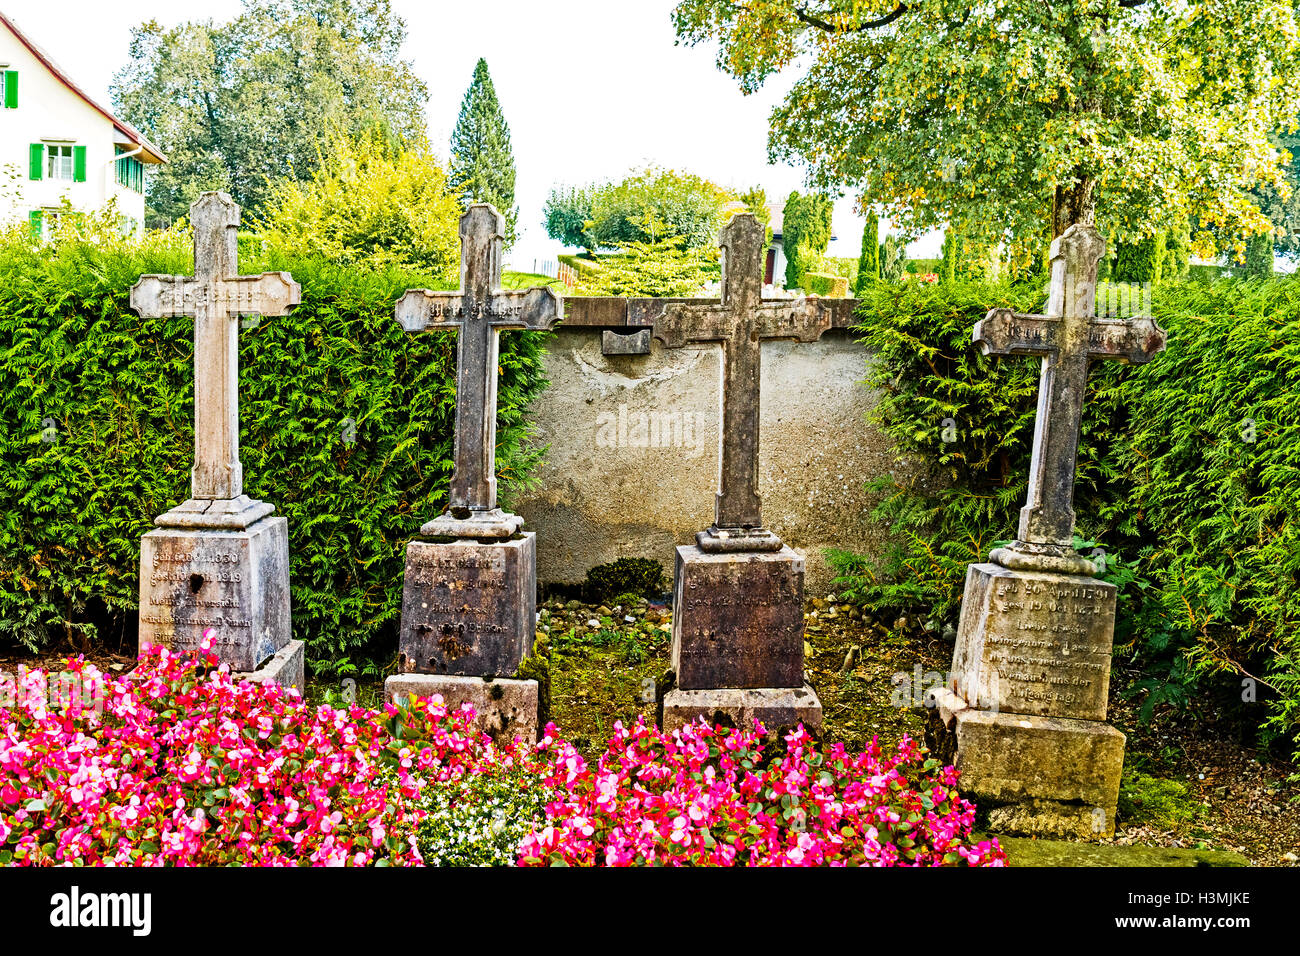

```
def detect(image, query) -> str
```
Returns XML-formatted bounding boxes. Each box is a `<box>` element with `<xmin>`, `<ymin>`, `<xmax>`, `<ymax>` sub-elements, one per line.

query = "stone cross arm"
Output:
<box><xmin>649</xmin><ymin>296</ymin><xmax>839</xmax><ymax>349</ymax></box>
<box><xmin>394</xmin><ymin>286</ymin><xmax>562</xmax><ymax>333</ymax></box>
<box><xmin>131</xmin><ymin>272</ymin><xmax>301</xmax><ymax>319</ymax></box>
<box><xmin>974</xmin><ymin>308</ymin><xmax>1166</xmax><ymax>365</ymax></box>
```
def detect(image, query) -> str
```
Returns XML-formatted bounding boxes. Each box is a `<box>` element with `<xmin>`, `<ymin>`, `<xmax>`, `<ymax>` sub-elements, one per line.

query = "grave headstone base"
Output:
<box><xmin>671</xmin><ymin>545</ymin><xmax>805</xmax><ymax>690</ymax></box>
<box><xmin>138</xmin><ymin>514</ymin><xmax>291</xmax><ymax>674</ymax></box>
<box><xmin>661</xmin><ymin>685</ymin><xmax>823</xmax><ymax>737</ymax></box>
<box><xmin>938</xmin><ymin>706</ymin><xmax>1124</xmax><ymax>840</ymax></box>
<box><xmin>398</xmin><ymin>534</ymin><xmax>537</xmax><ymax>677</ymax></box>
<box><xmin>241</xmin><ymin>639</ymin><xmax>306</xmax><ymax>693</ymax></box>
<box><xmin>951</xmin><ymin>563</ymin><xmax>1117</xmax><ymax>721</ymax></box>
<box><xmin>385</xmin><ymin>673</ymin><xmax>539</xmax><ymax>743</ymax></box>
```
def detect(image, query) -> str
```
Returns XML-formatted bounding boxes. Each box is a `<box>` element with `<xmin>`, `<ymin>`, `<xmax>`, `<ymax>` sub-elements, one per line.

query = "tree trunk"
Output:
<box><xmin>1053</xmin><ymin>177</ymin><xmax>1097</xmax><ymax>238</ymax></box>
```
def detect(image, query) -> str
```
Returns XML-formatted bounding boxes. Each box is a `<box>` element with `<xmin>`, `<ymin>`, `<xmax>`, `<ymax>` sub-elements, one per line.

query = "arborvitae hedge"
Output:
<box><xmin>835</xmin><ymin>277</ymin><xmax>1300</xmax><ymax>759</ymax></box>
<box><xmin>1114</xmin><ymin>234</ymin><xmax>1166</xmax><ymax>284</ymax></box>
<box><xmin>0</xmin><ymin>233</ymin><xmax>548</xmax><ymax>676</ymax></box>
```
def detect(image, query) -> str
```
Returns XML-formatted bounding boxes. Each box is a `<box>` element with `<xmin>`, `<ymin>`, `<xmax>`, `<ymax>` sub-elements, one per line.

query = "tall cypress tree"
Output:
<box><xmin>449</xmin><ymin>59</ymin><xmax>518</xmax><ymax>244</ymax></box>
<box><xmin>855</xmin><ymin>211</ymin><xmax>879</xmax><ymax>293</ymax></box>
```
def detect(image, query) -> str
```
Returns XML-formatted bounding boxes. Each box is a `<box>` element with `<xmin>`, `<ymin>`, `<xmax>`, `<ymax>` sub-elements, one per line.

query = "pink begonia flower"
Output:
<box><xmin>1</xmin><ymin>644</ymin><xmax>1002</xmax><ymax>868</ymax></box>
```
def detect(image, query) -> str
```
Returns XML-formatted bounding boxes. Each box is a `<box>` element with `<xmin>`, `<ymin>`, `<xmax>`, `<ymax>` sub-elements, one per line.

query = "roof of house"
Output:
<box><xmin>1</xmin><ymin>11</ymin><xmax>166</xmax><ymax>164</ymax></box>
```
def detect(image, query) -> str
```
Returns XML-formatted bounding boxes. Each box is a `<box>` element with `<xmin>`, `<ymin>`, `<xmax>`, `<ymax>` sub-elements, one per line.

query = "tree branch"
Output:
<box><xmin>794</xmin><ymin>3</ymin><xmax>909</xmax><ymax>32</ymax></box>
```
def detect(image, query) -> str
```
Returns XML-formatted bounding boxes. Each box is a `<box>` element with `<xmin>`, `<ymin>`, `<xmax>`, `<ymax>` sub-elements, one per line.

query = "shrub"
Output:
<box><xmin>583</xmin><ymin>558</ymin><xmax>667</xmax><ymax>602</ymax></box>
<box><xmin>254</xmin><ymin>129</ymin><xmax>462</xmax><ymax>276</ymax></box>
<box><xmin>0</xmin><ymin>230</ymin><xmax>548</xmax><ymax>674</ymax></box>
<box><xmin>805</xmin><ymin>273</ymin><xmax>849</xmax><ymax>296</ymax></box>
<box><xmin>1114</xmin><ymin>234</ymin><xmax>1166</xmax><ymax>284</ymax></box>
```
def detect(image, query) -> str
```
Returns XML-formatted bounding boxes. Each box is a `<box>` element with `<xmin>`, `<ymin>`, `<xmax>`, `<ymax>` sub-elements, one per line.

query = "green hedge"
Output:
<box><xmin>804</xmin><ymin>273</ymin><xmax>850</xmax><ymax>296</ymax></box>
<box><xmin>0</xmin><ymin>233</ymin><xmax>548</xmax><ymax>676</ymax></box>
<box><xmin>834</xmin><ymin>276</ymin><xmax>1300</xmax><ymax>759</ymax></box>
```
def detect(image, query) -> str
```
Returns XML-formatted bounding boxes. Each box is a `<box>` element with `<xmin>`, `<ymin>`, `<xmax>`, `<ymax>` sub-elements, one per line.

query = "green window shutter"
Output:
<box><xmin>28</xmin><ymin>211</ymin><xmax>42</xmax><ymax>240</ymax></box>
<box><xmin>29</xmin><ymin>143</ymin><xmax>42</xmax><ymax>181</ymax></box>
<box><xmin>4</xmin><ymin>71</ymin><xmax>16</xmax><ymax>109</ymax></box>
<box><xmin>73</xmin><ymin>146</ymin><xmax>87</xmax><ymax>183</ymax></box>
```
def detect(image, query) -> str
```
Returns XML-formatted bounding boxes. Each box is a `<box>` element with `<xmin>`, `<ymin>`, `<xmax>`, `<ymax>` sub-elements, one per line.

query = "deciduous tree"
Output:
<box><xmin>112</xmin><ymin>0</ymin><xmax>427</xmax><ymax>225</ymax></box>
<box><xmin>672</xmin><ymin>0</ymin><xmax>1300</xmax><ymax>257</ymax></box>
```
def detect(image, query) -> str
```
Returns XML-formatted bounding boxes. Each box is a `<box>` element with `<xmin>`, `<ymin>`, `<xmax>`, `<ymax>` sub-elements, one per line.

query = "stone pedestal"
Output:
<box><xmin>665</xmin><ymin>544</ymin><xmax>821</xmax><ymax>735</ymax></box>
<box><xmin>387</xmin><ymin>531</ymin><xmax>540</xmax><ymax>741</ymax></box>
<box><xmin>940</xmin><ymin>562</ymin><xmax>1124</xmax><ymax>838</ymax></box>
<box><xmin>662</xmin><ymin>685</ymin><xmax>822</xmax><ymax>735</ymax></box>
<box><xmin>386</xmin><ymin>673</ymin><xmax>539</xmax><ymax>743</ymax></box>
<box><xmin>671</xmin><ymin>545</ymin><xmax>805</xmax><ymax>689</ymax></box>
<box><xmin>138</xmin><ymin>514</ymin><xmax>297</xmax><ymax>689</ymax></box>
<box><xmin>396</xmin><ymin>533</ymin><xmax>536</xmax><ymax>677</ymax></box>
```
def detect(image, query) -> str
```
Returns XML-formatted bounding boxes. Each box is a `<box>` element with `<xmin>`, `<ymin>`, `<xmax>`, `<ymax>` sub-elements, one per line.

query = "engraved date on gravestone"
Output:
<box><xmin>953</xmin><ymin>564</ymin><xmax>1117</xmax><ymax>721</ymax></box>
<box><xmin>138</xmin><ymin>537</ymin><xmax>256</xmax><ymax>665</ymax></box>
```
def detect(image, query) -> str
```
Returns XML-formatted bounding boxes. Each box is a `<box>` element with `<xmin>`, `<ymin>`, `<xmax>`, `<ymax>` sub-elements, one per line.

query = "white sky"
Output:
<box><xmin>9</xmin><ymin>0</ymin><xmax>943</xmax><ymax>268</ymax></box>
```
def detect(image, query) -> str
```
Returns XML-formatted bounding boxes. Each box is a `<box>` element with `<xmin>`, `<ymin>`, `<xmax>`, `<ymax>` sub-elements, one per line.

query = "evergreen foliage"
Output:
<box><xmin>854</xmin><ymin>212</ymin><xmax>879</xmax><ymax>294</ymax></box>
<box><xmin>449</xmin><ymin>59</ymin><xmax>519</xmax><ymax>245</ymax></box>
<box><xmin>1114</xmin><ymin>235</ymin><xmax>1167</xmax><ymax>284</ymax></box>
<box><xmin>879</xmin><ymin>235</ymin><xmax>907</xmax><ymax>283</ymax></box>
<box><xmin>781</xmin><ymin>191</ymin><xmax>833</xmax><ymax>290</ymax></box>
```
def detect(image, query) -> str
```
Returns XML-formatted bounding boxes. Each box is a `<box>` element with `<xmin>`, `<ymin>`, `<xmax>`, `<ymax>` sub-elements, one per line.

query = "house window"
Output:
<box><xmin>47</xmin><ymin>145</ymin><xmax>74</xmax><ymax>180</ymax></box>
<box><xmin>115</xmin><ymin>147</ymin><xmax>145</xmax><ymax>193</ymax></box>
<box><xmin>1</xmin><ymin>70</ymin><xmax>16</xmax><ymax>109</ymax></box>
<box><xmin>29</xmin><ymin>208</ymin><xmax>64</xmax><ymax>240</ymax></box>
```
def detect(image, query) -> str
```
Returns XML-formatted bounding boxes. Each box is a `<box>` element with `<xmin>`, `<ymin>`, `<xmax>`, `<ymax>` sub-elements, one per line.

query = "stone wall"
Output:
<box><xmin>513</xmin><ymin>326</ymin><xmax>902</xmax><ymax>594</ymax></box>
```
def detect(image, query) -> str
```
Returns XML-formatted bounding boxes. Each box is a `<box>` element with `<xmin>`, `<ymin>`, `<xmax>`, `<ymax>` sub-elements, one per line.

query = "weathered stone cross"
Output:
<box><xmin>131</xmin><ymin>191</ymin><xmax>300</xmax><ymax>529</ymax></box>
<box><xmin>975</xmin><ymin>224</ymin><xmax>1166</xmax><ymax>574</ymax></box>
<box><xmin>396</xmin><ymin>204</ymin><xmax>562</xmax><ymax>538</ymax></box>
<box><xmin>646</xmin><ymin>213</ymin><xmax>839</xmax><ymax>552</ymax></box>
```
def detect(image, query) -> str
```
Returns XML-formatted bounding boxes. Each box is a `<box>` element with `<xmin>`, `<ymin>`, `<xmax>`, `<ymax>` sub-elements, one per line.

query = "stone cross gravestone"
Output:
<box><xmin>132</xmin><ymin>191</ymin><xmax>304</xmax><ymax>690</ymax></box>
<box><xmin>934</xmin><ymin>224</ymin><xmax>1167</xmax><ymax>839</ymax></box>
<box><xmin>648</xmin><ymin>212</ymin><xmax>840</xmax><ymax>735</ymax></box>
<box><xmin>385</xmin><ymin>204</ymin><xmax>561</xmax><ymax>741</ymax></box>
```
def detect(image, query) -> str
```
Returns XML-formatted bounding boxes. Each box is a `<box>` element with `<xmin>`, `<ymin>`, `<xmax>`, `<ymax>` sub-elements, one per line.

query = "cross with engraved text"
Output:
<box><xmin>131</xmin><ymin>191</ymin><xmax>299</xmax><ymax>528</ymax></box>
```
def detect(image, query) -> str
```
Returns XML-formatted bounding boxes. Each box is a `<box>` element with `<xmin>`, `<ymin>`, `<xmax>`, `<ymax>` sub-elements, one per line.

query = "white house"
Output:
<box><xmin>0</xmin><ymin>11</ymin><xmax>164</xmax><ymax>239</ymax></box>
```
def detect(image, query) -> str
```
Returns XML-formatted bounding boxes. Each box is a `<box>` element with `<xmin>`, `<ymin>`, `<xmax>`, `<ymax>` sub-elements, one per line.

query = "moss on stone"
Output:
<box><xmin>1117</xmin><ymin>772</ymin><xmax>1203</xmax><ymax>827</ymax></box>
<box><xmin>993</xmin><ymin>836</ymin><xmax>1248</xmax><ymax>868</ymax></box>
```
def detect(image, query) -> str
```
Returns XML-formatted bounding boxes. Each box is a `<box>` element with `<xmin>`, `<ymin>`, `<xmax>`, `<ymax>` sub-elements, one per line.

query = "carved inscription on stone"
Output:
<box><xmin>137</xmin><ymin>520</ymin><xmax>290</xmax><ymax>673</ymax></box>
<box><xmin>398</xmin><ymin>535</ymin><xmax>535</xmax><ymax>678</ymax></box>
<box><xmin>952</xmin><ymin>563</ymin><xmax>1117</xmax><ymax>721</ymax></box>
<box><xmin>671</xmin><ymin>545</ymin><xmax>805</xmax><ymax>690</ymax></box>
<box><xmin>139</xmin><ymin>537</ymin><xmax>254</xmax><ymax>661</ymax></box>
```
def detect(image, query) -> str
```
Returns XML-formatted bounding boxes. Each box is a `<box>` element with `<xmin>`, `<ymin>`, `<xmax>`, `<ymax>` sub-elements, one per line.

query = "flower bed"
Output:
<box><xmin>0</xmin><ymin>642</ymin><xmax>1004</xmax><ymax>867</ymax></box>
